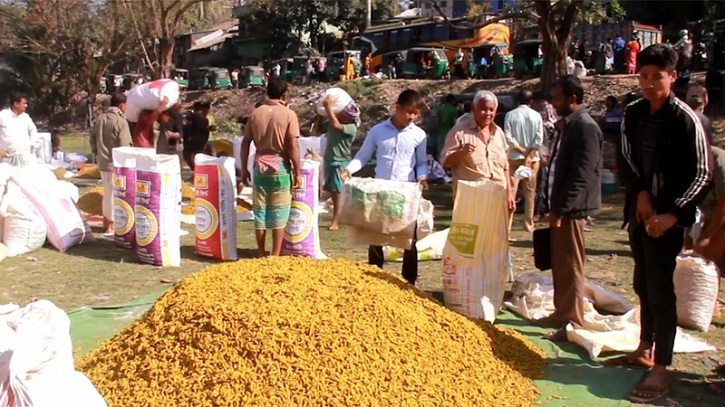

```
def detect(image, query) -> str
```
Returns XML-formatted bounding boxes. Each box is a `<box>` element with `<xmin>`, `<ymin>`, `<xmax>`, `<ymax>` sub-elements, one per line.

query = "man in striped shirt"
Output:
<box><xmin>611</xmin><ymin>43</ymin><xmax>713</xmax><ymax>404</ymax></box>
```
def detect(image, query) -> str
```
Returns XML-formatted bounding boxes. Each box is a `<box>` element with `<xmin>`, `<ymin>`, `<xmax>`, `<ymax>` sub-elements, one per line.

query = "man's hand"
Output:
<box><xmin>241</xmin><ymin>169</ymin><xmax>251</xmax><ymax>187</ymax></box>
<box><xmin>341</xmin><ymin>169</ymin><xmax>351</xmax><ymax>181</ymax></box>
<box><xmin>168</xmin><ymin>131</ymin><xmax>180</xmax><ymax>140</ymax></box>
<box><xmin>293</xmin><ymin>174</ymin><xmax>303</xmax><ymax>189</ymax></box>
<box><xmin>417</xmin><ymin>178</ymin><xmax>429</xmax><ymax>191</ymax></box>
<box><xmin>508</xmin><ymin>193</ymin><xmax>517</xmax><ymax>212</ymax></box>
<box><xmin>0</xmin><ymin>148</ymin><xmax>7</xmax><ymax>158</ymax></box>
<box><xmin>550</xmin><ymin>214</ymin><xmax>562</xmax><ymax>228</ymax></box>
<box><xmin>636</xmin><ymin>191</ymin><xmax>655</xmax><ymax>223</ymax></box>
<box><xmin>645</xmin><ymin>213</ymin><xmax>677</xmax><ymax>238</ymax></box>
<box><xmin>461</xmin><ymin>143</ymin><xmax>475</xmax><ymax>154</ymax></box>
<box><xmin>518</xmin><ymin>145</ymin><xmax>527</xmax><ymax>155</ymax></box>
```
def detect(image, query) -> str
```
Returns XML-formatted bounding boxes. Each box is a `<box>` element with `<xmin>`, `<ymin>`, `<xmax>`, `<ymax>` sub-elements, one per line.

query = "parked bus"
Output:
<box><xmin>354</xmin><ymin>17</ymin><xmax>510</xmax><ymax>73</ymax></box>
<box><xmin>572</xmin><ymin>21</ymin><xmax>662</xmax><ymax>51</ymax></box>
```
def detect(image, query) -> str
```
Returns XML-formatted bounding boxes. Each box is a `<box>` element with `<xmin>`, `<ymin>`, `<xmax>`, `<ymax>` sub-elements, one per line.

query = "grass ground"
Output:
<box><xmin>4</xmin><ymin>135</ymin><xmax>723</xmax><ymax>406</ymax></box>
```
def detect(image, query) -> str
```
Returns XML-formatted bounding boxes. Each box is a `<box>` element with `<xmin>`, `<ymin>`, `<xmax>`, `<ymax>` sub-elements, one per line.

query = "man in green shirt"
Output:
<box><xmin>314</xmin><ymin>98</ymin><xmax>358</xmax><ymax>230</ymax></box>
<box><xmin>435</xmin><ymin>94</ymin><xmax>459</xmax><ymax>158</ymax></box>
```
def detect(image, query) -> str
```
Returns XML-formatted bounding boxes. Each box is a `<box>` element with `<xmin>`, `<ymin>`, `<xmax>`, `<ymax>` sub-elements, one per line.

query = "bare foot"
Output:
<box><xmin>603</xmin><ymin>348</ymin><xmax>654</xmax><ymax>368</ymax></box>
<box><xmin>257</xmin><ymin>251</ymin><xmax>270</xmax><ymax>258</ymax></box>
<box><xmin>328</xmin><ymin>223</ymin><xmax>339</xmax><ymax>231</ymax></box>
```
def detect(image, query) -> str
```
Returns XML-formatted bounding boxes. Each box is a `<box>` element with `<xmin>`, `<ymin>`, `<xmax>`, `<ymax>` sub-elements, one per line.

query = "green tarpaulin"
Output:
<box><xmin>69</xmin><ymin>295</ymin><xmax>642</xmax><ymax>406</ymax></box>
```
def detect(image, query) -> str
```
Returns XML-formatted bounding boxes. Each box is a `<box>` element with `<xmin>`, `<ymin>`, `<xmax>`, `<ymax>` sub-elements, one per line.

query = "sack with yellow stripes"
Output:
<box><xmin>442</xmin><ymin>181</ymin><xmax>509</xmax><ymax>322</ymax></box>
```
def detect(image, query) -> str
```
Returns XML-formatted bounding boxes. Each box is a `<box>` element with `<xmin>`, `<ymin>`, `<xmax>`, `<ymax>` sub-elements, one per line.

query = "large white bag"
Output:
<box><xmin>0</xmin><ymin>300</ymin><xmax>107</xmax><ymax>407</ymax></box>
<box><xmin>674</xmin><ymin>254</ymin><xmax>720</xmax><ymax>332</ymax></box>
<box><xmin>34</xmin><ymin>133</ymin><xmax>52</xmax><ymax>164</ymax></box>
<box><xmin>315</xmin><ymin>87</ymin><xmax>353</xmax><ymax>117</ymax></box>
<box><xmin>9</xmin><ymin>165</ymin><xmax>93</xmax><ymax>252</ymax></box>
<box><xmin>442</xmin><ymin>181</ymin><xmax>509</xmax><ymax>322</ymax></box>
<box><xmin>124</xmin><ymin>79</ymin><xmax>180</xmax><ymax>122</ymax></box>
<box><xmin>340</xmin><ymin>178</ymin><xmax>422</xmax><ymax>236</ymax></box>
<box><xmin>134</xmin><ymin>154</ymin><xmax>181</xmax><ymax>267</ymax></box>
<box><xmin>193</xmin><ymin>154</ymin><xmax>237</xmax><ymax>261</ymax></box>
<box><xmin>0</xmin><ymin>182</ymin><xmax>47</xmax><ymax>256</ymax></box>
<box><xmin>282</xmin><ymin>160</ymin><xmax>326</xmax><ymax>258</ymax></box>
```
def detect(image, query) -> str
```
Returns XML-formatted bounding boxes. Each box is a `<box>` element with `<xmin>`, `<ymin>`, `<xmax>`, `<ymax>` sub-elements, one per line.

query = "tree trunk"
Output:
<box><xmin>540</xmin><ymin>35</ymin><xmax>569</xmax><ymax>93</ymax></box>
<box><xmin>156</xmin><ymin>37</ymin><xmax>174</xmax><ymax>79</ymax></box>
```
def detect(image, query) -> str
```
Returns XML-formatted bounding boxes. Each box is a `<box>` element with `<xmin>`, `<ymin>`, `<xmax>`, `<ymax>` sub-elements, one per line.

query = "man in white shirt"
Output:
<box><xmin>0</xmin><ymin>93</ymin><xmax>38</xmax><ymax>168</ymax></box>
<box><xmin>504</xmin><ymin>90</ymin><xmax>544</xmax><ymax>233</ymax></box>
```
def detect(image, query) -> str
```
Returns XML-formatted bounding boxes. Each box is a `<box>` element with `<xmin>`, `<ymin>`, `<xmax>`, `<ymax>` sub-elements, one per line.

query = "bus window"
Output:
<box><xmin>400</xmin><ymin>28</ymin><xmax>411</xmax><ymax>45</ymax></box>
<box><xmin>433</xmin><ymin>24</ymin><xmax>451</xmax><ymax>42</ymax></box>
<box><xmin>383</xmin><ymin>31</ymin><xmax>390</xmax><ymax>49</ymax></box>
<box><xmin>420</xmin><ymin>25</ymin><xmax>433</xmax><ymax>42</ymax></box>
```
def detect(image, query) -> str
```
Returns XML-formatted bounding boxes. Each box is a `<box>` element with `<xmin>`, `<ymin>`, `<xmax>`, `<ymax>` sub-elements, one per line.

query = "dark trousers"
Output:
<box><xmin>369</xmin><ymin>236</ymin><xmax>418</xmax><ymax>285</ymax></box>
<box><xmin>628</xmin><ymin>220</ymin><xmax>684</xmax><ymax>366</ymax></box>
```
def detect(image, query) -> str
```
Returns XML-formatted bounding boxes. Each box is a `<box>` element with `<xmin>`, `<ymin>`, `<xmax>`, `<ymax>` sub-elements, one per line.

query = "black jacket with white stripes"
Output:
<box><xmin>620</xmin><ymin>93</ymin><xmax>713</xmax><ymax>228</ymax></box>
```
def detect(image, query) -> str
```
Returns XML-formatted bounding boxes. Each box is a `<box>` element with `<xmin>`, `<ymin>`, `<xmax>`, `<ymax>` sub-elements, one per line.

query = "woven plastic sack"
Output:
<box><xmin>674</xmin><ymin>254</ymin><xmax>719</xmax><ymax>332</ymax></box>
<box><xmin>282</xmin><ymin>160</ymin><xmax>326</xmax><ymax>258</ymax></box>
<box><xmin>124</xmin><ymin>79</ymin><xmax>179</xmax><ymax>122</ymax></box>
<box><xmin>339</xmin><ymin>178</ymin><xmax>422</xmax><ymax>237</ymax></box>
<box><xmin>193</xmin><ymin>154</ymin><xmax>237</xmax><ymax>261</ymax></box>
<box><xmin>442</xmin><ymin>180</ymin><xmax>509</xmax><ymax>322</ymax></box>
<box><xmin>112</xmin><ymin>147</ymin><xmax>156</xmax><ymax>250</ymax></box>
<box><xmin>314</xmin><ymin>87</ymin><xmax>353</xmax><ymax>117</ymax></box>
<box><xmin>0</xmin><ymin>182</ymin><xmax>46</xmax><ymax>257</ymax></box>
<box><xmin>134</xmin><ymin>154</ymin><xmax>181</xmax><ymax>267</ymax></box>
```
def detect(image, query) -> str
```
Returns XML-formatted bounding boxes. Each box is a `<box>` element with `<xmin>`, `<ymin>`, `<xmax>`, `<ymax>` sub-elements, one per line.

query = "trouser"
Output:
<box><xmin>369</xmin><ymin>231</ymin><xmax>418</xmax><ymax>285</ymax></box>
<box><xmin>628</xmin><ymin>220</ymin><xmax>683</xmax><ymax>366</ymax></box>
<box><xmin>535</xmin><ymin>165</ymin><xmax>549</xmax><ymax>216</ymax></box>
<box><xmin>100</xmin><ymin>171</ymin><xmax>114</xmax><ymax>221</ymax></box>
<box><xmin>551</xmin><ymin>217</ymin><xmax>587</xmax><ymax>326</ymax></box>
<box><xmin>509</xmin><ymin>159</ymin><xmax>539</xmax><ymax>232</ymax></box>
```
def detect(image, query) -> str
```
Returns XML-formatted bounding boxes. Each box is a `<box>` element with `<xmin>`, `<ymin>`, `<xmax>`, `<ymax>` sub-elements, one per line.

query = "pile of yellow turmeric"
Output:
<box><xmin>76</xmin><ymin>186</ymin><xmax>104</xmax><ymax>216</ymax></box>
<box><xmin>77</xmin><ymin>165</ymin><xmax>101</xmax><ymax>179</ymax></box>
<box><xmin>78</xmin><ymin>258</ymin><xmax>546</xmax><ymax>407</ymax></box>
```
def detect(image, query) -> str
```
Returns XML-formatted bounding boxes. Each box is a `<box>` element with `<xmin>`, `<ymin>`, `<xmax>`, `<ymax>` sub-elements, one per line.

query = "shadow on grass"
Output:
<box><xmin>66</xmin><ymin>239</ymin><xmax>258</xmax><ymax>264</ymax></box>
<box><xmin>362</xmin><ymin>268</ymin><xmax>546</xmax><ymax>380</ymax></box>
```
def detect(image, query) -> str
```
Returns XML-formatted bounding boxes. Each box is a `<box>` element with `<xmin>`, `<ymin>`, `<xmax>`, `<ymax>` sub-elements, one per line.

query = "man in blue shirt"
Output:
<box><xmin>342</xmin><ymin>89</ymin><xmax>429</xmax><ymax>285</ymax></box>
<box><xmin>613</xmin><ymin>34</ymin><xmax>627</xmax><ymax>73</ymax></box>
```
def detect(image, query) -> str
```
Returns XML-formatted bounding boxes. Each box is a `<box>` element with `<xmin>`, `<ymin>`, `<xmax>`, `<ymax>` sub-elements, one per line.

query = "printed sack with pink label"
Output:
<box><xmin>134</xmin><ymin>154</ymin><xmax>181</xmax><ymax>267</ymax></box>
<box><xmin>9</xmin><ymin>164</ymin><xmax>93</xmax><ymax>252</ymax></box>
<box><xmin>112</xmin><ymin>147</ymin><xmax>156</xmax><ymax>249</ymax></box>
<box><xmin>282</xmin><ymin>160</ymin><xmax>326</xmax><ymax>258</ymax></box>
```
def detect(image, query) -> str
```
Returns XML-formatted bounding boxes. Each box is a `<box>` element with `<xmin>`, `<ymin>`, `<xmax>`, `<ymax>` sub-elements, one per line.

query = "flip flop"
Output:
<box><xmin>602</xmin><ymin>355</ymin><xmax>655</xmax><ymax>369</ymax></box>
<box><xmin>629</xmin><ymin>383</ymin><xmax>669</xmax><ymax>403</ymax></box>
<box><xmin>543</xmin><ymin>328</ymin><xmax>568</xmax><ymax>342</ymax></box>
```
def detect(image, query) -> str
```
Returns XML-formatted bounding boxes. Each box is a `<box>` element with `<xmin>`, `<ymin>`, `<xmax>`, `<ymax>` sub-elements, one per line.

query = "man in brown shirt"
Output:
<box><xmin>240</xmin><ymin>78</ymin><xmax>301</xmax><ymax>257</ymax></box>
<box><xmin>440</xmin><ymin>90</ymin><xmax>515</xmax><ymax>211</ymax></box>
<box><xmin>90</xmin><ymin>93</ymin><xmax>132</xmax><ymax>235</ymax></box>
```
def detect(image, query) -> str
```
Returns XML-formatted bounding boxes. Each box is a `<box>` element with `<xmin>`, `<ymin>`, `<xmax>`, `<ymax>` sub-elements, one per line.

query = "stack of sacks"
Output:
<box><xmin>0</xmin><ymin>164</ymin><xmax>93</xmax><ymax>257</ymax></box>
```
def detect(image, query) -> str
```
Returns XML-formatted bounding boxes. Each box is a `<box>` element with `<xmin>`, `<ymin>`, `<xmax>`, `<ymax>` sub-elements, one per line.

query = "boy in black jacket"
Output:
<box><xmin>611</xmin><ymin>43</ymin><xmax>713</xmax><ymax>403</ymax></box>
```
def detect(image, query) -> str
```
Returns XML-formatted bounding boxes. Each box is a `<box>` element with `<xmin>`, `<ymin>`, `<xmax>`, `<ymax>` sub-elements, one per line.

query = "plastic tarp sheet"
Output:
<box><xmin>69</xmin><ymin>292</ymin><xmax>644</xmax><ymax>406</ymax></box>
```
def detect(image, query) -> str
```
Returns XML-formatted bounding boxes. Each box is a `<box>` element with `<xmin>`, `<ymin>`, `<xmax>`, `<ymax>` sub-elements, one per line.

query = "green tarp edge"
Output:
<box><xmin>69</xmin><ymin>294</ymin><xmax>641</xmax><ymax>407</ymax></box>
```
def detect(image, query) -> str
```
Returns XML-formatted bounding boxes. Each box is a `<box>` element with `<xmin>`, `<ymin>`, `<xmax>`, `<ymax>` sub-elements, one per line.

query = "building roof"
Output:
<box><xmin>188</xmin><ymin>33</ymin><xmax>234</xmax><ymax>52</ymax></box>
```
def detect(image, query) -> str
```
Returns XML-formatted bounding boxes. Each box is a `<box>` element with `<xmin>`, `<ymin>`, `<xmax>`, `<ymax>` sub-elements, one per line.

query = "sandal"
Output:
<box><xmin>629</xmin><ymin>383</ymin><xmax>670</xmax><ymax>403</ymax></box>
<box><xmin>544</xmin><ymin>328</ymin><xmax>568</xmax><ymax>342</ymax></box>
<box><xmin>602</xmin><ymin>355</ymin><xmax>655</xmax><ymax>369</ymax></box>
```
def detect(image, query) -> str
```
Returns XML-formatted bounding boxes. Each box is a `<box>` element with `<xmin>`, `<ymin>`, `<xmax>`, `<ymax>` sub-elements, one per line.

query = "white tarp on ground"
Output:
<box><xmin>505</xmin><ymin>272</ymin><xmax>715</xmax><ymax>359</ymax></box>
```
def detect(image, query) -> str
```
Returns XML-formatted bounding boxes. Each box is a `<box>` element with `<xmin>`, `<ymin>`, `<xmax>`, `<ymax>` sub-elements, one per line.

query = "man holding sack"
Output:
<box><xmin>342</xmin><ymin>89</ymin><xmax>428</xmax><ymax>286</ymax></box>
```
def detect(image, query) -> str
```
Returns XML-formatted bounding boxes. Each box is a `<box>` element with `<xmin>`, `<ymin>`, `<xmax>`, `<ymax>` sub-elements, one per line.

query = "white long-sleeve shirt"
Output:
<box><xmin>0</xmin><ymin>108</ymin><xmax>38</xmax><ymax>157</ymax></box>
<box><xmin>503</xmin><ymin>104</ymin><xmax>544</xmax><ymax>162</ymax></box>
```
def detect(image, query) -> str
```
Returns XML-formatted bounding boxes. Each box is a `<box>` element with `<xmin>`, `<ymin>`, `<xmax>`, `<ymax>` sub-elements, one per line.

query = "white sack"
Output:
<box><xmin>315</xmin><ymin>87</ymin><xmax>353</xmax><ymax>117</ymax></box>
<box><xmin>124</xmin><ymin>79</ymin><xmax>180</xmax><ymax>122</ymax></box>
<box><xmin>674</xmin><ymin>254</ymin><xmax>719</xmax><ymax>332</ymax></box>
<box><xmin>193</xmin><ymin>154</ymin><xmax>238</xmax><ymax>261</ymax></box>
<box><xmin>0</xmin><ymin>182</ymin><xmax>47</xmax><ymax>256</ymax></box>
<box><xmin>0</xmin><ymin>300</ymin><xmax>107</xmax><ymax>407</ymax></box>
<box><xmin>442</xmin><ymin>181</ymin><xmax>508</xmax><ymax>322</ymax></box>
<box><xmin>9</xmin><ymin>164</ymin><xmax>93</xmax><ymax>252</ymax></box>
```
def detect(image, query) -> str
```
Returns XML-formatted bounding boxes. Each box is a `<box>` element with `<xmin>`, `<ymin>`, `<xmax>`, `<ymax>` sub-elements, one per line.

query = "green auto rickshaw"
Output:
<box><xmin>325</xmin><ymin>50</ymin><xmax>361</xmax><ymax>81</ymax></box>
<box><xmin>190</xmin><ymin>67</ymin><xmax>233</xmax><ymax>90</ymax></box>
<box><xmin>286</xmin><ymin>56</ymin><xmax>308</xmax><ymax>83</ymax></box>
<box><xmin>172</xmin><ymin>68</ymin><xmax>189</xmax><ymax>89</ymax></box>
<box><xmin>512</xmin><ymin>39</ymin><xmax>543</xmax><ymax>79</ymax></box>
<box><xmin>240</xmin><ymin>66</ymin><xmax>266</xmax><ymax>87</ymax></box>
<box><xmin>382</xmin><ymin>47</ymin><xmax>449</xmax><ymax>79</ymax></box>
<box><xmin>98</xmin><ymin>76</ymin><xmax>108</xmax><ymax>94</ymax></box>
<box><xmin>122</xmin><ymin>73</ymin><xmax>144</xmax><ymax>91</ymax></box>
<box><xmin>469</xmin><ymin>43</ymin><xmax>511</xmax><ymax>78</ymax></box>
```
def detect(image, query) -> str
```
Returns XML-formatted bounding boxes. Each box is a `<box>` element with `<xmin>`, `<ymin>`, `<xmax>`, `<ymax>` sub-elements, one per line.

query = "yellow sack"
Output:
<box><xmin>442</xmin><ymin>181</ymin><xmax>508</xmax><ymax>322</ymax></box>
